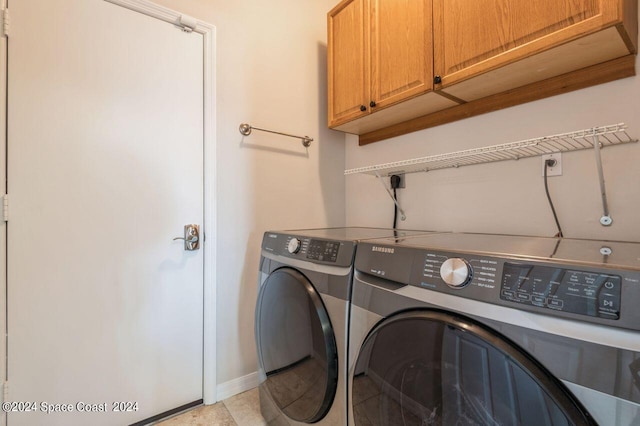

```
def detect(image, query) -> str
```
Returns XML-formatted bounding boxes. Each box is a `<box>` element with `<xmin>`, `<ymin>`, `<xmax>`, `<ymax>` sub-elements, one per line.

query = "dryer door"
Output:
<box><xmin>255</xmin><ymin>267</ymin><xmax>338</xmax><ymax>423</ymax></box>
<box><xmin>352</xmin><ymin>309</ymin><xmax>597</xmax><ymax>426</ymax></box>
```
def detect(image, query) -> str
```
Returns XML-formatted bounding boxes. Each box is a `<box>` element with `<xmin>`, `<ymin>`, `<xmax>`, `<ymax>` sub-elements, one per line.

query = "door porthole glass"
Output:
<box><xmin>256</xmin><ymin>268</ymin><xmax>338</xmax><ymax>423</ymax></box>
<box><xmin>352</xmin><ymin>310</ymin><xmax>596</xmax><ymax>426</ymax></box>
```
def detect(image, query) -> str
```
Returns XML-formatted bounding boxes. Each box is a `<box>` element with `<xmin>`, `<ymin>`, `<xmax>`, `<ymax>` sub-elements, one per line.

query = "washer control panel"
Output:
<box><xmin>425</xmin><ymin>253</ymin><xmax>623</xmax><ymax>320</ymax></box>
<box><xmin>356</xmin><ymin>241</ymin><xmax>640</xmax><ymax>330</ymax></box>
<box><xmin>500</xmin><ymin>263</ymin><xmax>621</xmax><ymax>320</ymax></box>
<box><xmin>440</xmin><ymin>258</ymin><xmax>473</xmax><ymax>288</ymax></box>
<box><xmin>421</xmin><ymin>251</ymin><xmax>498</xmax><ymax>291</ymax></box>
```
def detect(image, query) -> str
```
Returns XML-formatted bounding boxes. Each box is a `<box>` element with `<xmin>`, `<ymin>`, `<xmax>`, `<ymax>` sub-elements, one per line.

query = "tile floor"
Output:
<box><xmin>157</xmin><ymin>387</ymin><xmax>267</xmax><ymax>426</ymax></box>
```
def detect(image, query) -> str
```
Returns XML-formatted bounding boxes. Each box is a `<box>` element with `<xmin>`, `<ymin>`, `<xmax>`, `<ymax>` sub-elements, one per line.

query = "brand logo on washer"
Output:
<box><xmin>372</xmin><ymin>246</ymin><xmax>394</xmax><ymax>254</ymax></box>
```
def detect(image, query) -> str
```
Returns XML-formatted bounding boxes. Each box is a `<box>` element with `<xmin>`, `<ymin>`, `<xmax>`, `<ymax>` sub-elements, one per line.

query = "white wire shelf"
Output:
<box><xmin>344</xmin><ymin>123</ymin><xmax>637</xmax><ymax>177</ymax></box>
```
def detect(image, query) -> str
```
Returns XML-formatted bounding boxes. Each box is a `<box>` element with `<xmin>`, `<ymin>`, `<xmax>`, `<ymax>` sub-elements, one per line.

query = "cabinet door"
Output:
<box><xmin>328</xmin><ymin>0</ymin><xmax>370</xmax><ymax>127</ymax></box>
<box><xmin>370</xmin><ymin>0</ymin><xmax>433</xmax><ymax>110</ymax></box>
<box><xmin>434</xmin><ymin>0</ymin><xmax>626</xmax><ymax>88</ymax></box>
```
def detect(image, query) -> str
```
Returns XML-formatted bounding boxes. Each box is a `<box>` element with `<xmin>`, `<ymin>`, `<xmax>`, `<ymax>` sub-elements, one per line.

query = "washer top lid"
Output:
<box><xmin>365</xmin><ymin>232</ymin><xmax>640</xmax><ymax>270</ymax></box>
<box><xmin>279</xmin><ymin>227</ymin><xmax>439</xmax><ymax>241</ymax></box>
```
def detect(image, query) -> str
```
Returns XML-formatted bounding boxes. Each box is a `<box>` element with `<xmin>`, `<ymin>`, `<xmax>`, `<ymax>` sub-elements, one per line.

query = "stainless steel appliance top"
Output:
<box><xmin>373</xmin><ymin>232</ymin><xmax>640</xmax><ymax>270</ymax></box>
<box><xmin>282</xmin><ymin>227</ymin><xmax>438</xmax><ymax>241</ymax></box>
<box><xmin>262</xmin><ymin>227</ymin><xmax>442</xmax><ymax>268</ymax></box>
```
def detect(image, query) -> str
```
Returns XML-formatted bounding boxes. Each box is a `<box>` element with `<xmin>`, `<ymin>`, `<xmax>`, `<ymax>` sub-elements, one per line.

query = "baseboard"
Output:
<box><xmin>216</xmin><ymin>371</ymin><xmax>260</xmax><ymax>401</ymax></box>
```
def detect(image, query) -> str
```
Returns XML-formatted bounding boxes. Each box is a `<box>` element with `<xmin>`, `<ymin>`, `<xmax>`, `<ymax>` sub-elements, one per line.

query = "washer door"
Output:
<box><xmin>352</xmin><ymin>310</ymin><xmax>597</xmax><ymax>426</ymax></box>
<box><xmin>255</xmin><ymin>267</ymin><xmax>338</xmax><ymax>423</ymax></box>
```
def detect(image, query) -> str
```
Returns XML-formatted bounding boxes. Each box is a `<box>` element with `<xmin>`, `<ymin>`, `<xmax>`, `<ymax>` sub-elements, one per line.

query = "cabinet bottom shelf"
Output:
<box><xmin>356</xmin><ymin>55</ymin><xmax>635</xmax><ymax>145</ymax></box>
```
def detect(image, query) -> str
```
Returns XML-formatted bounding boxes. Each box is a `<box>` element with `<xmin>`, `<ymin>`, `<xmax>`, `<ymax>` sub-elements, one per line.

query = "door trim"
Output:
<box><xmin>0</xmin><ymin>0</ymin><xmax>218</xmax><ymax>411</ymax></box>
<box><xmin>0</xmin><ymin>1</ymin><xmax>7</xmax><ymax>425</ymax></box>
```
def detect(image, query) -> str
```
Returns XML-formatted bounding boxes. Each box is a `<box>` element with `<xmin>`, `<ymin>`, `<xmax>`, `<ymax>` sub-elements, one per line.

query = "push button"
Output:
<box><xmin>501</xmin><ymin>290</ymin><xmax>515</xmax><ymax>299</ymax></box>
<box><xmin>600</xmin><ymin>297</ymin><xmax>616</xmax><ymax>308</ymax></box>
<box><xmin>547</xmin><ymin>298</ymin><xmax>564</xmax><ymax>309</ymax></box>
<box><xmin>597</xmin><ymin>275</ymin><xmax>620</xmax><ymax>319</ymax></box>
<box><xmin>531</xmin><ymin>295</ymin><xmax>545</xmax><ymax>305</ymax></box>
<box><xmin>598</xmin><ymin>295</ymin><xmax>619</xmax><ymax>312</ymax></box>
<box><xmin>600</xmin><ymin>276</ymin><xmax>620</xmax><ymax>290</ymax></box>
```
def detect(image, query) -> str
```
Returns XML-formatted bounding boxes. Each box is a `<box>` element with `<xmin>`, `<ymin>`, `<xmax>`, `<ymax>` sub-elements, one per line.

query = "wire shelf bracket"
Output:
<box><xmin>345</xmin><ymin>123</ymin><xmax>637</xmax><ymax>224</ymax></box>
<box><xmin>592</xmin><ymin>130</ymin><xmax>613</xmax><ymax>226</ymax></box>
<box><xmin>239</xmin><ymin>123</ymin><xmax>312</xmax><ymax>147</ymax></box>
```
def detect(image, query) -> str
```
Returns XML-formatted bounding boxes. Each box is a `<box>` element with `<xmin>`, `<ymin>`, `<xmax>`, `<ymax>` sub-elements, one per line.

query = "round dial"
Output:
<box><xmin>287</xmin><ymin>238</ymin><xmax>302</xmax><ymax>254</ymax></box>
<box><xmin>440</xmin><ymin>258</ymin><xmax>472</xmax><ymax>288</ymax></box>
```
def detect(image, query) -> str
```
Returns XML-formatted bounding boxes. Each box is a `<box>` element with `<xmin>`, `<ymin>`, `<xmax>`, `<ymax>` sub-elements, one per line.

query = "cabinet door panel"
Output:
<box><xmin>370</xmin><ymin>0</ymin><xmax>432</xmax><ymax>109</ymax></box>
<box><xmin>434</xmin><ymin>0</ymin><xmax>621</xmax><ymax>87</ymax></box>
<box><xmin>328</xmin><ymin>0</ymin><xmax>369</xmax><ymax>127</ymax></box>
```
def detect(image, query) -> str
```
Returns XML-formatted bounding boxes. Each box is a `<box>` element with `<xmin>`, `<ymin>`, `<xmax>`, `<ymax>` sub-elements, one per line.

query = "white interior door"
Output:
<box><xmin>7</xmin><ymin>1</ymin><xmax>205</xmax><ymax>425</ymax></box>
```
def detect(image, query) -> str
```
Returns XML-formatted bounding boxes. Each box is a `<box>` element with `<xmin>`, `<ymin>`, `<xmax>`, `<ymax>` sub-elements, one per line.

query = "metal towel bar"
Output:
<box><xmin>239</xmin><ymin>123</ymin><xmax>312</xmax><ymax>147</ymax></box>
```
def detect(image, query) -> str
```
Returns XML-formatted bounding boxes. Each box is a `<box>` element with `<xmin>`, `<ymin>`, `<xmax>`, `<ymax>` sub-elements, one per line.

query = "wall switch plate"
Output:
<box><xmin>541</xmin><ymin>153</ymin><xmax>562</xmax><ymax>177</ymax></box>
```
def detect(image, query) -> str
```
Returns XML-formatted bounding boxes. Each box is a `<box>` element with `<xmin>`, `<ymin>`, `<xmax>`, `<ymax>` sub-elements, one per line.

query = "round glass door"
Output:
<box><xmin>352</xmin><ymin>310</ymin><xmax>596</xmax><ymax>426</ymax></box>
<box><xmin>255</xmin><ymin>267</ymin><xmax>338</xmax><ymax>423</ymax></box>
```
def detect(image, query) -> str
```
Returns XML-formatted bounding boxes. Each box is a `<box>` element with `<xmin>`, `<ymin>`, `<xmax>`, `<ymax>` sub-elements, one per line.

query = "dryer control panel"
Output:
<box><xmin>306</xmin><ymin>239</ymin><xmax>341</xmax><ymax>262</ymax></box>
<box><xmin>262</xmin><ymin>232</ymin><xmax>355</xmax><ymax>267</ymax></box>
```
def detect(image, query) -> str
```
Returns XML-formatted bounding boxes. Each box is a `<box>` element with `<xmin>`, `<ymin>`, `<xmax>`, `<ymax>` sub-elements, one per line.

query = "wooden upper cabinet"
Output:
<box><xmin>370</xmin><ymin>0</ymin><xmax>433</xmax><ymax>109</ymax></box>
<box><xmin>328</xmin><ymin>0</ymin><xmax>369</xmax><ymax>127</ymax></box>
<box><xmin>328</xmin><ymin>0</ymin><xmax>436</xmax><ymax>128</ymax></box>
<box><xmin>434</xmin><ymin>0</ymin><xmax>638</xmax><ymax>101</ymax></box>
<box><xmin>328</xmin><ymin>0</ymin><xmax>637</xmax><ymax>142</ymax></box>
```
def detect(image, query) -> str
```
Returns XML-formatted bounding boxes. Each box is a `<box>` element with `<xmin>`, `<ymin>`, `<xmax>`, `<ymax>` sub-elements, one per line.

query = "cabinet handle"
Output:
<box><xmin>434</xmin><ymin>75</ymin><xmax>442</xmax><ymax>84</ymax></box>
<box><xmin>360</xmin><ymin>105</ymin><xmax>367</xmax><ymax>112</ymax></box>
<box><xmin>369</xmin><ymin>101</ymin><xmax>377</xmax><ymax>108</ymax></box>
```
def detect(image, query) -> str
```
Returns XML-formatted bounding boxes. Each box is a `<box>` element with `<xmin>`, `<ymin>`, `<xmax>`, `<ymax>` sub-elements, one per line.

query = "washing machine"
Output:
<box><xmin>348</xmin><ymin>233</ymin><xmax>640</xmax><ymax>426</ymax></box>
<box><xmin>254</xmin><ymin>227</ymin><xmax>438</xmax><ymax>425</ymax></box>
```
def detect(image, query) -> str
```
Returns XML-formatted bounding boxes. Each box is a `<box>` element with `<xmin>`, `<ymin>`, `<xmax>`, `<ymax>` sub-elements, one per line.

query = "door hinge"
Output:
<box><xmin>178</xmin><ymin>14</ymin><xmax>197</xmax><ymax>33</ymax></box>
<box><xmin>2</xmin><ymin>8</ymin><xmax>9</xmax><ymax>37</ymax></box>
<box><xmin>2</xmin><ymin>194</ymin><xmax>8</xmax><ymax>222</ymax></box>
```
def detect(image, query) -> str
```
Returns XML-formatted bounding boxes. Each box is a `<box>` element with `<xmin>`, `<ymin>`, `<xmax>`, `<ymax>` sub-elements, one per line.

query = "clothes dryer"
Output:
<box><xmin>349</xmin><ymin>233</ymin><xmax>640</xmax><ymax>425</ymax></box>
<box><xmin>255</xmin><ymin>227</ymin><xmax>437</xmax><ymax>425</ymax></box>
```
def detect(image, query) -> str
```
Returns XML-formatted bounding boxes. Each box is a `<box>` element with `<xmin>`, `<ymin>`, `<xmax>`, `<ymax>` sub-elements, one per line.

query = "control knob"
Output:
<box><xmin>287</xmin><ymin>238</ymin><xmax>302</xmax><ymax>254</ymax></box>
<box><xmin>440</xmin><ymin>258</ymin><xmax>472</xmax><ymax>288</ymax></box>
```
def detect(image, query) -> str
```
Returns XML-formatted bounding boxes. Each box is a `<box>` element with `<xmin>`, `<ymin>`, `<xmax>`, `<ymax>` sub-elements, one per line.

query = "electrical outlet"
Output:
<box><xmin>541</xmin><ymin>153</ymin><xmax>562</xmax><ymax>177</ymax></box>
<box><xmin>390</xmin><ymin>173</ymin><xmax>406</xmax><ymax>189</ymax></box>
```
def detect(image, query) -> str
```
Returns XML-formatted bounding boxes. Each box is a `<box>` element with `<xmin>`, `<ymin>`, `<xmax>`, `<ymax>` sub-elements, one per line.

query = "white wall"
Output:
<box><xmin>346</xmin><ymin>22</ymin><xmax>640</xmax><ymax>242</ymax></box>
<box><xmin>150</xmin><ymin>0</ymin><xmax>345</xmax><ymax>387</ymax></box>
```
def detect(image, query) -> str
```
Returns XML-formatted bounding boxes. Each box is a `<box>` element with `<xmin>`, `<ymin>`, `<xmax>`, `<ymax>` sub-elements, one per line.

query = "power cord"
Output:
<box><xmin>390</xmin><ymin>175</ymin><xmax>402</xmax><ymax>229</ymax></box>
<box><xmin>544</xmin><ymin>159</ymin><xmax>563</xmax><ymax>238</ymax></box>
